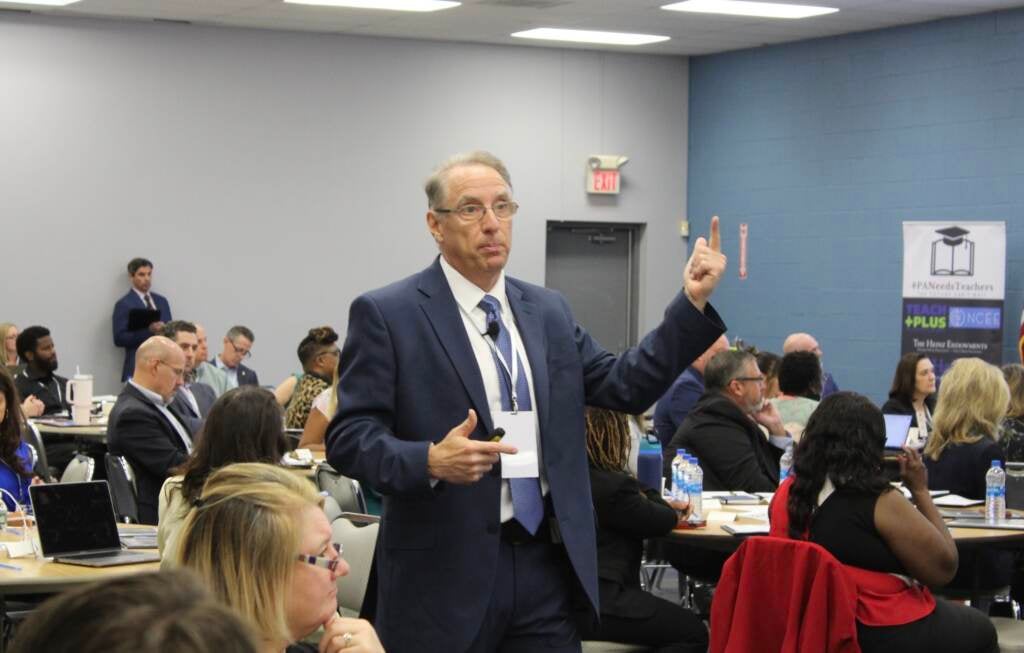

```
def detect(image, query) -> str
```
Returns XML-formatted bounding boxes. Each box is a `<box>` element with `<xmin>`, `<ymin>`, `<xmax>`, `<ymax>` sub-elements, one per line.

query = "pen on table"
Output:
<box><xmin>0</xmin><ymin>562</ymin><xmax>22</xmax><ymax>572</ymax></box>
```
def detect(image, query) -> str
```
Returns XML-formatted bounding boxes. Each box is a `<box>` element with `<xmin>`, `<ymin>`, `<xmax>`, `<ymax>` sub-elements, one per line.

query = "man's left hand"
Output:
<box><xmin>683</xmin><ymin>215</ymin><xmax>727</xmax><ymax>310</ymax></box>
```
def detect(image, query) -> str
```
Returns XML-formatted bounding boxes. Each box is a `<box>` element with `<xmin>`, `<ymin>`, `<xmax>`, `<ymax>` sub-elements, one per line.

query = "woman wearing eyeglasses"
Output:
<box><xmin>176</xmin><ymin>463</ymin><xmax>384</xmax><ymax>653</ymax></box>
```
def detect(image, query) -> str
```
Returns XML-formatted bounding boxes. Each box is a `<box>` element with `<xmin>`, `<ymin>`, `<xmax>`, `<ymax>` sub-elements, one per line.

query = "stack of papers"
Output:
<box><xmin>721</xmin><ymin>523</ymin><xmax>770</xmax><ymax>536</ymax></box>
<box><xmin>932</xmin><ymin>494</ymin><xmax>984</xmax><ymax>508</ymax></box>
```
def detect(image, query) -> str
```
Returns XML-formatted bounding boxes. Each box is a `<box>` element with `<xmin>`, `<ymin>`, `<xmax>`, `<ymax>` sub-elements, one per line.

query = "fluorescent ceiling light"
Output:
<box><xmin>283</xmin><ymin>0</ymin><xmax>460</xmax><ymax>11</ymax></box>
<box><xmin>511</xmin><ymin>28</ymin><xmax>670</xmax><ymax>47</ymax></box>
<box><xmin>662</xmin><ymin>0</ymin><xmax>838</xmax><ymax>19</ymax></box>
<box><xmin>3</xmin><ymin>0</ymin><xmax>81</xmax><ymax>5</ymax></box>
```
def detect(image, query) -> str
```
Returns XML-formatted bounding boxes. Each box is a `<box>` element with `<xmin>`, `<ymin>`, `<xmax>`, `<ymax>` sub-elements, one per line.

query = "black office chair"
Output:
<box><xmin>104</xmin><ymin>454</ymin><xmax>139</xmax><ymax>524</ymax></box>
<box><xmin>22</xmin><ymin>421</ymin><xmax>55</xmax><ymax>483</ymax></box>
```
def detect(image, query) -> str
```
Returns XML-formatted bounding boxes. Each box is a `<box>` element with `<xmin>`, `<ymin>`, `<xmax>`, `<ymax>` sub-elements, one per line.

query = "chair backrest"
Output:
<box><xmin>315</xmin><ymin>463</ymin><xmax>367</xmax><ymax>514</ymax></box>
<box><xmin>710</xmin><ymin>536</ymin><xmax>860</xmax><ymax>653</ymax></box>
<box><xmin>331</xmin><ymin>514</ymin><xmax>379</xmax><ymax>617</ymax></box>
<box><xmin>104</xmin><ymin>454</ymin><xmax>139</xmax><ymax>523</ymax></box>
<box><xmin>22</xmin><ymin>421</ymin><xmax>54</xmax><ymax>482</ymax></box>
<box><xmin>1006</xmin><ymin>463</ymin><xmax>1024</xmax><ymax>510</ymax></box>
<box><xmin>60</xmin><ymin>454</ymin><xmax>95</xmax><ymax>484</ymax></box>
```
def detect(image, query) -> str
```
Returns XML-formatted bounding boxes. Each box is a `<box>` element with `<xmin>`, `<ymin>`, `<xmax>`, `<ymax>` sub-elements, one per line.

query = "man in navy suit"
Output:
<box><xmin>107</xmin><ymin>336</ymin><xmax>193</xmax><ymax>524</ymax></box>
<box><xmin>112</xmin><ymin>258</ymin><xmax>172</xmax><ymax>382</ymax></box>
<box><xmin>327</xmin><ymin>151</ymin><xmax>727</xmax><ymax>653</ymax></box>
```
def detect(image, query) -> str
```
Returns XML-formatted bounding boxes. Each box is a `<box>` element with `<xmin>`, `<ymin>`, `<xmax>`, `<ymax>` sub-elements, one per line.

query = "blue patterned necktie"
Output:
<box><xmin>478</xmin><ymin>294</ymin><xmax>544</xmax><ymax>535</ymax></box>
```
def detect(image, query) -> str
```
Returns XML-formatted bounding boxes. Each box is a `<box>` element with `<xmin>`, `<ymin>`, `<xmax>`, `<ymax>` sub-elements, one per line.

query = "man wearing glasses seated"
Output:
<box><xmin>669</xmin><ymin>349</ymin><xmax>791</xmax><ymax>493</ymax></box>
<box><xmin>214</xmin><ymin>325</ymin><xmax>259</xmax><ymax>389</ymax></box>
<box><xmin>108</xmin><ymin>336</ymin><xmax>194</xmax><ymax>524</ymax></box>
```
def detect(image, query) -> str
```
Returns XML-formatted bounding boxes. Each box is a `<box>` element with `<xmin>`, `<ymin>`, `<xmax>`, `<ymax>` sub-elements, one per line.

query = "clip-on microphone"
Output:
<box><xmin>483</xmin><ymin>320</ymin><xmax>500</xmax><ymax>339</ymax></box>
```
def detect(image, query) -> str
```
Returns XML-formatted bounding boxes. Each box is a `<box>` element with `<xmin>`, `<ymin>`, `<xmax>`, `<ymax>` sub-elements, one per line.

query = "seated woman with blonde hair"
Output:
<box><xmin>176</xmin><ymin>462</ymin><xmax>384</xmax><ymax>653</ymax></box>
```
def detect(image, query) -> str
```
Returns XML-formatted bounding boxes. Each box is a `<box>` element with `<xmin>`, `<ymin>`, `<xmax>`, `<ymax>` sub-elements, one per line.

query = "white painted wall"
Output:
<box><xmin>1</xmin><ymin>14</ymin><xmax>690</xmax><ymax>393</ymax></box>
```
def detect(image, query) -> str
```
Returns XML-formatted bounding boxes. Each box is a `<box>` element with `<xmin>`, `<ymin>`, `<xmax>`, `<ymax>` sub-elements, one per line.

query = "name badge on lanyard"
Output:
<box><xmin>481</xmin><ymin>319</ymin><xmax>540</xmax><ymax>479</ymax></box>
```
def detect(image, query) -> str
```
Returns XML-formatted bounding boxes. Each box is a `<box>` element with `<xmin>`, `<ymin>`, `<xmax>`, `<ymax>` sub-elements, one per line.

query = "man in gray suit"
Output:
<box><xmin>163</xmin><ymin>321</ymin><xmax>216</xmax><ymax>433</ymax></box>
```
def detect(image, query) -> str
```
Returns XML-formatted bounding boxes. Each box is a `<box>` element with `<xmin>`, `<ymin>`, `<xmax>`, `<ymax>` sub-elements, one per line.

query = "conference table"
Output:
<box><xmin>668</xmin><ymin>494</ymin><xmax>1024</xmax><ymax>549</ymax></box>
<box><xmin>0</xmin><ymin>524</ymin><xmax>159</xmax><ymax>652</ymax></box>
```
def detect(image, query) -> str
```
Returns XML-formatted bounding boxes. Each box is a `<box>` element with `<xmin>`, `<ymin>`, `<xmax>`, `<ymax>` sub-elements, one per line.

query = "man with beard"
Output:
<box><xmin>14</xmin><ymin>326</ymin><xmax>68</xmax><ymax>415</ymax></box>
<box><xmin>669</xmin><ymin>349</ymin><xmax>790</xmax><ymax>492</ymax></box>
<box><xmin>162</xmin><ymin>320</ymin><xmax>216</xmax><ymax>433</ymax></box>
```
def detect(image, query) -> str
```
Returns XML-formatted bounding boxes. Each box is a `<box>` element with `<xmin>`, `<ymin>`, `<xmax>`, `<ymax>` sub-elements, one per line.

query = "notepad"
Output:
<box><xmin>932</xmin><ymin>494</ymin><xmax>984</xmax><ymax>508</ymax></box>
<box><xmin>947</xmin><ymin>519</ymin><xmax>1024</xmax><ymax>531</ymax></box>
<box><xmin>719</xmin><ymin>492</ymin><xmax>761</xmax><ymax>505</ymax></box>
<box><xmin>721</xmin><ymin>523</ymin><xmax>770</xmax><ymax>536</ymax></box>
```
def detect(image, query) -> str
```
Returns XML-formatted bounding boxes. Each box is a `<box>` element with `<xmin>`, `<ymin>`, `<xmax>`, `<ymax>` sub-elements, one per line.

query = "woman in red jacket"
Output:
<box><xmin>777</xmin><ymin>392</ymin><xmax>996</xmax><ymax>653</ymax></box>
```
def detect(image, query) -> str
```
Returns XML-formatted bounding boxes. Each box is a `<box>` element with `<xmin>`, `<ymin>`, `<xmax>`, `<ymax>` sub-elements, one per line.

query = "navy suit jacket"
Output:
<box><xmin>235</xmin><ymin>363</ymin><xmax>259</xmax><ymax>387</ymax></box>
<box><xmin>326</xmin><ymin>259</ymin><xmax>725</xmax><ymax>653</ymax></box>
<box><xmin>106</xmin><ymin>383</ymin><xmax>192</xmax><ymax>524</ymax></box>
<box><xmin>112</xmin><ymin>290</ymin><xmax>172</xmax><ymax>382</ymax></box>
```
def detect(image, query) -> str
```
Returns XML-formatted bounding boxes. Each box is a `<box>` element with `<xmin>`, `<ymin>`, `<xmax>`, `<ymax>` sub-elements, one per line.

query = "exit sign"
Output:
<box><xmin>587</xmin><ymin>169</ymin><xmax>620</xmax><ymax>194</ymax></box>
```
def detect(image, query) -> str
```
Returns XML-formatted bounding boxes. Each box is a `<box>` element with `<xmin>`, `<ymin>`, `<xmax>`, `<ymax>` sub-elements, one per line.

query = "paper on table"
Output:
<box><xmin>702</xmin><ymin>499</ymin><xmax>722</xmax><ymax>511</ymax></box>
<box><xmin>3</xmin><ymin>541</ymin><xmax>34</xmax><ymax>558</ymax></box>
<box><xmin>932</xmin><ymin>494</ymin><xmax>985</xmax><ymax>507</ymax></box>
<box><xmin>737</xmin><ymin>506</ymin><xmax>769</xmax><ymax>520</ymax></box>
<box><xmin>721</xmin><ymin>523</ymin><xmax>770</xmax><ymax>536</ymax></box>
<box><xmin>706</xmin><ymin>511</ymin><xmax>737</xmax><ymax>523</ymax></box>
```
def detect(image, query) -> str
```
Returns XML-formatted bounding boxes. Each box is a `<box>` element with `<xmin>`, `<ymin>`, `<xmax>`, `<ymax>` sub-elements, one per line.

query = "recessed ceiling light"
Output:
<box><xmin>283</xmin><ymin>0</ymin><xmax>460</xmax><ymax>11</ymax></box>
<box><xmin>511</xmin><ymin>28</ymin><xmax>670</xmax><ymax>46</ymax></box>
<box><xmin>3</xmin><ymin>0</ymin><xmax>81</xmax><ymax>6</ymax></box>
<box><xmin>661</xmin><ymin>0</ymin><xmax>838</xmax><ymax>19</ymax></box>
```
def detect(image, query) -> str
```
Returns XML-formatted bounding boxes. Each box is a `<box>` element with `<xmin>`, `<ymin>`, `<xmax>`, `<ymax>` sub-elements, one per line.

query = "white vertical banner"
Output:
<box><xmin>901</xmin><ymin>221</ymin><xmax>1005</xmax><ymax>376</ymax></box>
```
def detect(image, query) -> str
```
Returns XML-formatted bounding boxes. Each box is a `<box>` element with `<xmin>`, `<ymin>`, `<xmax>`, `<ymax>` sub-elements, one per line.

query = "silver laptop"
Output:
<box><xmin>30</xmin><ymin>481</ymin><xmax>160</xmax><ymax>567</ymax></box>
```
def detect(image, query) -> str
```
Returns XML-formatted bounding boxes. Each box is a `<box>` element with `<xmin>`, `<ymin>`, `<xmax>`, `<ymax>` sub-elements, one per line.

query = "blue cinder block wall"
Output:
<box><xmin>688</xmin><ymin>8</ymin><xmax>1024</xmax><ymax>404</ymax></box>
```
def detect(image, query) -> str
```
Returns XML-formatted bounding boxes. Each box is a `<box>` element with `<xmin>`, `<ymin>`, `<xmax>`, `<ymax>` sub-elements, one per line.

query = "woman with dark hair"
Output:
<box><xmin>770</xmin><ymin>392</ymin><xmax>996</xmax><ymax>653</ymax></box>
<box><xmin>0</xmin><ymin>367</ymin><xmax>35</xmax><ymax>511</ymax></box>
<box><xmin>158</xmin><ymin>385</ymin><xmax>288</xmax><ymax>561</ymax></box>
<box><xmin>284</xmin><ymin>327</ymin><xmax>340</xmax><ymax>430</ymax></box>
<box><xmin>769</xmin><ymin>351</ymin><xmax>821</xmax><ymax>439</ymax></box>
<box><xmin>577</xmin><ymin>407</ymin><xmax>708</xmax><ymax>653</ymax></box>
<box><xmin>881</xmin><ymin>353</ymin><xmax>937</xmax><ymax>447</ymax></box>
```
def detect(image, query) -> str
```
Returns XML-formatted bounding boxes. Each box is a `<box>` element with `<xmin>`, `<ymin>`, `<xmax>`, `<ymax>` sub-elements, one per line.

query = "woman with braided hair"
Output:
<box><xmin>576</xmin><ymin>406</ymin><xmax>708</xmax><ymax>653</ymax></box>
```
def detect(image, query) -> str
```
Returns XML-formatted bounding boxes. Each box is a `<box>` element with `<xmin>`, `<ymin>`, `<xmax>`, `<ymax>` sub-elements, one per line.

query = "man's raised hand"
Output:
<box><xmin>683</xmin><ymin>215</ymin><xmax>727</xmax><ymax>310</ymax></box>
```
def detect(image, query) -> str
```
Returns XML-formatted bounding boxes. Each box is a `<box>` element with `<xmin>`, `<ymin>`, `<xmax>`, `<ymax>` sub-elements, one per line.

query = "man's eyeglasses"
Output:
<box><xmin>318</xmin><ymin>348</ymin><xmax>341</xmax><ymax>360</ymax></box>
<box><xmin>297</xmin><ymin>542</ymin><xmax>342</xmax><ymax>572</ymax></box>
<box><xmin>434</xmin><ymin>201</ymin><xmax>519</xmax><ymax>223</ymax></box>
<box><xmin>733</xmin><ymin>376</ymin><xmax>766</xmax><ymax>384</ymax></box>
<box><xmin>156</xmin><ymin>361</ymin><xmax>185</xmax><ymax>379</ymax></box>
<box><xmin>228</xmin><ymin>340</ymin><xmax>252</xmax><ymax>359</ymax></box>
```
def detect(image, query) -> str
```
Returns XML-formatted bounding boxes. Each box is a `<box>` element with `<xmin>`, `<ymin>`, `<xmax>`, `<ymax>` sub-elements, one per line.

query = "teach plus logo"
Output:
<box><xmin>904</xmin><ymin>303</ymin><xmax>947</xmax><ymax>329</ymax></box>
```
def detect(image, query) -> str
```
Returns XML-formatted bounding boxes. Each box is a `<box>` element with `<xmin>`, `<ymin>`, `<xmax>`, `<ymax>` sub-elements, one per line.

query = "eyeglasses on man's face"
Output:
<box><xmin>156</xmin><ymin>360</ymin><xmax>185</xmax><ymax>379</ymax></box>
<box><xmin>228</xmin><ymin>340</ymin><xmax>252</xmax><ymax>359</ymax></box>
<box><xmin>733</xmin><ymin>376</ymin><xmax>766</xmax><ymax>385</ymax></box>
<box><xmin>297</xmin><ymin>542</ymin><xmax>342</xmax><ymax>572</ymax></box>
<box><xmin>433</xmin><ymin>200</ymin><xmax>519</xmax><ymax>223</ymax></box>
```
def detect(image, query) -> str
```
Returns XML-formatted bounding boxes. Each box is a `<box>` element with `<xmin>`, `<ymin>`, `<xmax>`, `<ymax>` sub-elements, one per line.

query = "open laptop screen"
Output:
<box><xmin>883</xmin><ymin>414</ymin><xmax>914</xmax><ymax>450</ymax></box>
<box><xmin>30</xmin><ymin>481</ymin><xmax>121</xmax><ymax>557</ymax></box>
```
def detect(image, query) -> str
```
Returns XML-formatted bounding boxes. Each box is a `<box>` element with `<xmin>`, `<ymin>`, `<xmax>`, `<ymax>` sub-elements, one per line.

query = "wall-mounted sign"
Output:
<box><xmin>586</xmin><ymin>155</ymin><xmax>628</xmax><ymax>195</ymax></box>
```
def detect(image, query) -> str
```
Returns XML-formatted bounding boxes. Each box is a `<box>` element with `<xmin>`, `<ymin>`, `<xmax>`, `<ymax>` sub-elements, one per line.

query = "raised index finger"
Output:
<box><xmin>708</xmin><ymin>215</ymin><xmax>721</xmax><ymax>252</ymax></box>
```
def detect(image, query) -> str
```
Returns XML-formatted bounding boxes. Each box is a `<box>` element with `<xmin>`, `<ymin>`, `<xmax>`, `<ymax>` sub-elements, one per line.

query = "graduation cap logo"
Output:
<box><xmin>930</xmin><ymin>226</ymin><xmax>974</xmax><ymax>276</ymax></box>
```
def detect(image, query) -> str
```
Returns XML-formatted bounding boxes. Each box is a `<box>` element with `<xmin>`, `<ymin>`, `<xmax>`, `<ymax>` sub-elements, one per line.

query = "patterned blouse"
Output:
<box><xmin>284</xmin><ymin>374</ymin><xmax>330</xmax><ymax>430</ymax></box>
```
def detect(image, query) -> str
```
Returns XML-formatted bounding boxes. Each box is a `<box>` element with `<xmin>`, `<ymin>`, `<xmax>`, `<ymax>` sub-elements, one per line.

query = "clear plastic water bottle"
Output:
<box><xmin>986</xmin><ymin>460</ymin><xmax>1006</xmax><ymax>524</ymax></box>
<box><xmin>687</xmin><ymin>456</ymin><xmax>704</xmax><ymax>524</ymax></box>
<box><xmin>671</xmin><ymin>454</ymin><xmax>687</xmax><ymax>505</ymax></box>
<box><xmin>779</xmin><ymin>442</ymin><xmax>794</xmax><ymax>483</ymax></box>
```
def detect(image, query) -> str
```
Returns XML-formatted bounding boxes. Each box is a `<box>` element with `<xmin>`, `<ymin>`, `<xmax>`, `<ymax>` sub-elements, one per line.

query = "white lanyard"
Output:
<box><xmin>460</xmin><ymin>303</ymin><xmax>522</xmax><ymax>413</ymax></box>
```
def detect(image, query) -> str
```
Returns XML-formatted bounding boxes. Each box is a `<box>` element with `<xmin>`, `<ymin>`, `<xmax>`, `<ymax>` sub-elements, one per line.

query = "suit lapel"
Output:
<box><xmin>506</xmin><ymin>281</ymin><xmax>550</xmax><ymax>442</ymax></box>
<box><xmin>417</xmin><ymin>261</ymin><xmax>494</xmax><ymax>434</ymax></box>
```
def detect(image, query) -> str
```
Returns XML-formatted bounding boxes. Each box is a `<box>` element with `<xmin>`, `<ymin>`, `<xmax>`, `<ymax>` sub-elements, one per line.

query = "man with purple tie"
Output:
<box><xmin>112</xmin><ymin>257</ymin><xmax>172</xmax><ymax>382</ymax></box>
<box><xmin>327</xmin><ymin>151</ymin><xmax>727</xmax><ymax>653</ymax></box>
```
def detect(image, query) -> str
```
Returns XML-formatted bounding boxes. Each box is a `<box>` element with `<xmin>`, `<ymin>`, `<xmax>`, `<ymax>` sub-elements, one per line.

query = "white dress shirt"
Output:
<box><xmin>214</xmin><ymin>357</ymin><xmax>240</xmax><ymax>389</ymax></box>
<box><xmin>439</xmin><ymin>256</ymin><xmax>549</xmax><ymax>523</ymax></box>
